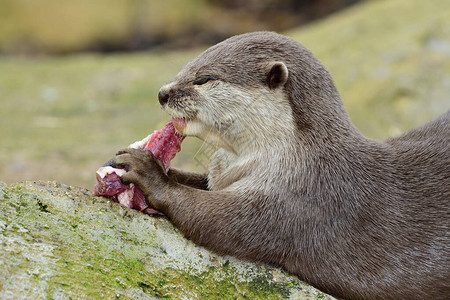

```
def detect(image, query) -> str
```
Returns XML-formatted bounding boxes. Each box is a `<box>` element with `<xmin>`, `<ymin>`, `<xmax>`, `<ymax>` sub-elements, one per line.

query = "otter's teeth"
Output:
<box><xmin>172</xmin><ymin>117</ymin><xmax>187</xmax><ymax>134</ymax></box>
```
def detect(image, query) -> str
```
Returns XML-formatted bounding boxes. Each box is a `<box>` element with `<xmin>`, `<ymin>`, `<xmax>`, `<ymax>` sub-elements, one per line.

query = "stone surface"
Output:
<box><xmin>0</xmin><ymin>181</ymin><xmax>335</xmax><ymax>299</ymax></box>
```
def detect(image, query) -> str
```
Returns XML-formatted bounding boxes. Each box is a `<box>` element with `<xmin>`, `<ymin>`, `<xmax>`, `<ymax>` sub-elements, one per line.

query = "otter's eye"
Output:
<box><xmin>193</xmin><ymin>75</ymin><xmax>218</xmax><ymax>85</ymax></box>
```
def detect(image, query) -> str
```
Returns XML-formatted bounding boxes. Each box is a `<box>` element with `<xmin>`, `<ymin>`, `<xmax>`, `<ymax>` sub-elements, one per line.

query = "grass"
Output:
<box><xmin>1</xmin><ymin>0</ymin><xmax>449</xmax><ymax>189</ymax></box>
<box><xmin>0</xmin><ymin>50</ymin><xmax>206</xmax><ymax>188</ymax></box>
<box><xmin>0</xmin><ymin>0</ymin><xmax>209</xmax><ymax>53</ymax></box>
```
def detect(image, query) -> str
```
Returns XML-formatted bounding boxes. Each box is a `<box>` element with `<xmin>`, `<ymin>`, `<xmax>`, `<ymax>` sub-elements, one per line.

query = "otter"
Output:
<box><xmin>112</xmin><ymin>32</ymin><xmax>450</xmax><ymax>300</ymax></box>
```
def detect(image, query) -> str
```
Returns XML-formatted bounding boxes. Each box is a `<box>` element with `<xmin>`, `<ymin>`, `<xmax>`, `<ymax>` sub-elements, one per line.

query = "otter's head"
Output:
<box><xmin>158</xmin><ymin>32</ymin><xmax>348</xmax><ymax>155</ymax></box>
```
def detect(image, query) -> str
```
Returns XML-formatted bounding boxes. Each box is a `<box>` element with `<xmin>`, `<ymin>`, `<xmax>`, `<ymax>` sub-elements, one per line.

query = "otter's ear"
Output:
<box><xmin>265</xmin><ymin>61</ymin><xmax>288</xmax><ymax>89</ymax></box>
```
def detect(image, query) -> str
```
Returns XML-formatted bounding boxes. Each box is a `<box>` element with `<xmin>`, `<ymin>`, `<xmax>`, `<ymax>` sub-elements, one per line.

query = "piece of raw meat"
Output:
<box><xmin>94</xmin><ymin>120</ymin><xmax>185</xmax><ymax>214</ymax></box>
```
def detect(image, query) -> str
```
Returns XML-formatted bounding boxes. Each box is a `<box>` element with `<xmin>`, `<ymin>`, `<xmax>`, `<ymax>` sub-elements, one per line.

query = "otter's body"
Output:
<box><xmin>114</xmin><ymin>32</ymin><xmax>450</xmax><ymax>299</ymax></box>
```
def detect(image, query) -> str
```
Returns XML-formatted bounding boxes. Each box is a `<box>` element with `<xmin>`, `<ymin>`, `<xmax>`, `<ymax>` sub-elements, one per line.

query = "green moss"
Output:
<box><xmin>49</xmin><ymin>248</ymin><xmax>149</xmax><ymax>298</ymax></box>
<box><xmin>140</xmin><ymin>267</ymin><xmax>298</xmax><ymax>299</ymax></box>
<box><xmin>3</xmin><ymin>181</ymin><xmax>329</xmax><ymax>299</ymax></box>
<box><xmin>36</xmin><ymin>198</ymin><xmax>50</xmax><ymax>213</ymax></box>
<box><xmin>49</xmin><ymin>250</ymin><xmax>295</xmax><ymax>299</ymax></box>
<box><xmin>247</xmin><ymin>275</ymin><xmax>295</xmax><ymax>299</ymax></box>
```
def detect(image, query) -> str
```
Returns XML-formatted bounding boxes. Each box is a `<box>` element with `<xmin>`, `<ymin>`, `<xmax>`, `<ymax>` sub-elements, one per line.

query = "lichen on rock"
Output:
<box><xmin>0</xmin><ymin>181</ymin><xmax>334</xmax><ymax>299</ymax></box>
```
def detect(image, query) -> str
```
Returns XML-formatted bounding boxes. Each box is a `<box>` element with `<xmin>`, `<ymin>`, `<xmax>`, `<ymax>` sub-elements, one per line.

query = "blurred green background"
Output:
<box><xmin>0</xmin><ymin>0</ymin><xmax>449</xmax><ymax>189</ymax></box>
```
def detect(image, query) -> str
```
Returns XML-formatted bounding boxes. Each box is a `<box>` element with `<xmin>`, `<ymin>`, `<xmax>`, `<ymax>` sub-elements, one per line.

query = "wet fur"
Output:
<box><xmin>114</xmin><ymin>32</ymin><xmax>450</xmax><ymax>299</ymax></box>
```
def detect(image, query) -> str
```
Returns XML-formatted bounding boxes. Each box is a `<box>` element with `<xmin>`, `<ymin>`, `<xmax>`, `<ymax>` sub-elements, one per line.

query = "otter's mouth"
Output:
<box><xmin>171</xmin><ymin>115</ymin><xmax>233</xmax><ymax>153</ymax></box>
<box><xmin>171</xmin><ymin>117</ymin><xmax>188</xmax><ymax>134</ymax></box>
<box><xmin>170</xmin><ymin>116</ymin><xmax>207</xmax><ymax>140</ymax></box>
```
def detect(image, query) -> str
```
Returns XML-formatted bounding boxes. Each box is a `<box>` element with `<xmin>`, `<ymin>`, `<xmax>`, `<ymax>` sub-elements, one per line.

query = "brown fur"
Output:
<box><xmin>113</xmin><ymin>32</ymin><xmax>450</xmax><ymax>300</ymax></box>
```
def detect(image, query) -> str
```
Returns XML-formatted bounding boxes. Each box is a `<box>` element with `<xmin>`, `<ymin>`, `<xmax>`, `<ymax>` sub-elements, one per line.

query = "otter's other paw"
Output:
<box><xmin>113</xmin><ymin>148</ymin><xmax>169</xmax><ymax>208</ymax></box>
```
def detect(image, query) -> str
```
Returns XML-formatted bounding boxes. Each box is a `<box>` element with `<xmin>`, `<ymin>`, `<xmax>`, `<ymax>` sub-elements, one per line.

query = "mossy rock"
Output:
<box><xmin>0</xmin><ymin>181</ymin><xmax>334</xmax><ymax>299</ymax></box>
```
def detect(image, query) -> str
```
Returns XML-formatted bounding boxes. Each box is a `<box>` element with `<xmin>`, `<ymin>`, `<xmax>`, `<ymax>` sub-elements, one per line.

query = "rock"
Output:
<box><xmin>0</xmin><ymin>181</ymin><xmax>335</xmax><ymax>299</ymax></box>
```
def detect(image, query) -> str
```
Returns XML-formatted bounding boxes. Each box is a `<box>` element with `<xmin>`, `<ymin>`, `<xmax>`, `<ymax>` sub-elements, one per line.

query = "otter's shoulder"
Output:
<box><xmin>385</xmin><ymin>110</ymin><xmax>450</xmax><ymax>182</ymax></box>
<box><xmin>387</xmin><ymin>110</ymin><xmax>449</xmax><ymax>146</ymax></box>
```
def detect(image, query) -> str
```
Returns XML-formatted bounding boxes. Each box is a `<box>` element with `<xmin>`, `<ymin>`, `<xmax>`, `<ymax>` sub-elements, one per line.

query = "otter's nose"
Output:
<box><xmin>158</xmin><ymin>91</ymin><xmax>170</xmax><ymax>106</ymax></box>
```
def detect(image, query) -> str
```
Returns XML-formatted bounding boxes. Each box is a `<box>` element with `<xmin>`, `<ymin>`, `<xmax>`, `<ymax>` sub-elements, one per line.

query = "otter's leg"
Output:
<box><xmin>167</xmin><ymin>168</ymin><xmax>209</xmax><ymax>190</ymax></box>
<box><xmin>113</xmin><ymin>148</ymin><xmax>275</xmax><ymax>259</ymax></box>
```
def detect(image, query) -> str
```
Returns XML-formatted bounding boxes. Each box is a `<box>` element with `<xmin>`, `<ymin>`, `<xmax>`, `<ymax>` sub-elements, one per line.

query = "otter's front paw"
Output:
<box><xmin>113</xmin><ymin>148</ymin><xmax>169</xmax><ymax>209</ymax></box>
